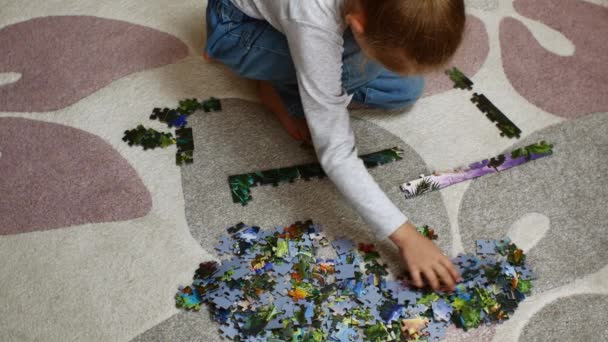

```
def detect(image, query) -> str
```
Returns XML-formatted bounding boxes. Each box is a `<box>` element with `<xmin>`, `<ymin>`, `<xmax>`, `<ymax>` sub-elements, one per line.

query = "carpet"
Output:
<box><xmin>1</xmin><ymin>0</ymin><xmax>606</xmax><ymax>341</ymax></box>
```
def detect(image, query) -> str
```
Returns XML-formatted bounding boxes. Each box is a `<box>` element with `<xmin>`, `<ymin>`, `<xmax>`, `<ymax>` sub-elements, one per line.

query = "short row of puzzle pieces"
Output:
<box><xmin>228</xmin><ymin>147</ymin><xmax>405</xmax><ymax>205</ymax></box>
<box><xmin>446</xmin><ymin>67</ymin><xmax>522</xmax><ymax>139</ymax></box>
<box><xmin>149</xmin><ymin>97</ymin><xmax>221</xmax><ymax>129</ymax></box>
<box><xmin>122</xmin><ymin>97</ymin><xmax>221</xmax><ymax>165</ymax></box>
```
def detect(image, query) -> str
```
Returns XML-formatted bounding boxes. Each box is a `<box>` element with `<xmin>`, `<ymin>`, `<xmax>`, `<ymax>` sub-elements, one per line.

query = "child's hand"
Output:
<box><xmin>389</xmin><ymin>222</ymin><xmax>461</xmax><ymax>291</ymax></box>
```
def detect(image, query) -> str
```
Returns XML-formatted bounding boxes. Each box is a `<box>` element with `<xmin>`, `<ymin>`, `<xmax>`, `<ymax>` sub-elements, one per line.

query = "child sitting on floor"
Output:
<box><xmin>205</xmin><ymin>0</ymin><xmax>465</xmax><ymax>291</ymax></box>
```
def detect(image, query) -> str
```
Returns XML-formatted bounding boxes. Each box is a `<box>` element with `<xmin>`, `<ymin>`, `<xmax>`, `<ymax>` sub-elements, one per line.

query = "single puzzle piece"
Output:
<box><xmin>334</xmin><ymin>323</ymin><xmax>358</xmax><ymax>342</ymax></box>
<box><xmin>335</xmin><ymin>264</ymin><xmax>357</xmax><ymax>280</ymax></box>
<box><xmin>476</xmin><ymin>240</ymin><xmax>497</xmax><ymax>255</ymax></box>
<box><xmin>446</xmin><ymin>67</ymin><xmax>474</xmax><ymax>90</ymax></box>
<box><xmin>202</xmin><ymin>97</ymin><xmax>222</xmax><ymax>112</ymax></box>
<box><xmin>215</xmin><ymin>235</ymin><xmax>235</xmax><ymax>255</ymax></box>
<box><xmin>175</xmin><ymin>127</ymin><xmax>194</xmax><ymax>153</ymax></box>
<box><xmin>168</xmin><ymin>114</ymin><xmax>188</xmax><ymax>128</ymax></box>
<box><xmin>178</xmin><ymin>98</ymin><xmax>202</xmax><ymax>115</ymax></box>
<box><xmin>332</xmin><ymin>238</ymin><xmax>356</xmax><ymax>256</ymax></box>
<box><xmin>396</xmin><ymin>288</ymin><xmax>421</xmax><ymax>306</ymax></box>
<box><xmin>227</xmin><ymin>147</ymin><xmax>404</xmax><ymax>205</ymax></box>
<box><xmin>425</xmin><ymin>320</ymin><xmax>449</xmax><ymax>342</ymax></box>
<box><xmin>176</xmin><ymin>150</ymin><xmax>193</xmax><ymax>165</ymax></box>
<box><xmin>220</xmin><ymin>322</ymin><xmax>240</xmax><ymax>339</ymax></box>
<box><xmin>432</xmin><ymin>299</ymin><xmax>453</xmax><ymax>322</ymax></box>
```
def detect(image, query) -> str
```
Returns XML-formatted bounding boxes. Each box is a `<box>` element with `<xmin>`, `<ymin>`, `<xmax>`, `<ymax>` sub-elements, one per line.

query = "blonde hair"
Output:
<box><xmin>359</xmin><ymin>0</ymin><xmax>466</xmax><ymax>73</ymax></box>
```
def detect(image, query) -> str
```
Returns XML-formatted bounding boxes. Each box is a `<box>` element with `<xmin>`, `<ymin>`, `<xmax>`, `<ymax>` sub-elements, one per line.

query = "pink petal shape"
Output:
<box><xmin>500</xmin><ymin>0</ymin><xmax>608</xmax><ymax>119</ymax></box>
<box><xmin>0</xmin><ymin>118</ymin><xmax>152</xmax><ymax>235</ymax></box>
<box><xmin>0</xmin><ymin>16</ymin><xmax>189</xmax><ymax>112</ymax></box>
<box><xmin>424</xmin><ymin>15</ymin><xmax>489</xmax><ymax>97</ymax></box>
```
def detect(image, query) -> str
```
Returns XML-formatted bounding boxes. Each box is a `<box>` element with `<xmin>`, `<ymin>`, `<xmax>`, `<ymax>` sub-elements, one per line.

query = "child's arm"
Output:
<box><xmin>283</xmin><ymin>23</ymin><xmax>460</xmax><ymax>290</ymax></box>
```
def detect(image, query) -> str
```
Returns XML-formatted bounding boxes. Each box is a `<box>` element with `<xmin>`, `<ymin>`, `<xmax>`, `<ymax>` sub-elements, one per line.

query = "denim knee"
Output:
<box><xmin>365</xmin><ymin>75</ymin><xmax>425</xmax><ymax>110</ymax></box>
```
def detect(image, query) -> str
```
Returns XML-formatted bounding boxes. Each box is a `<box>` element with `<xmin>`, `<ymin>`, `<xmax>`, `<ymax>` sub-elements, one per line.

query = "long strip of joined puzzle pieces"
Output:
<box><xmin>228</xmin><ymin>147</ymin><xmax>405</xmax><ymax>205</ymax></box>
<box><xmin>401</xmin><ymin>141</ymin><xmax>553</xmax><ymax>199</ymax></box>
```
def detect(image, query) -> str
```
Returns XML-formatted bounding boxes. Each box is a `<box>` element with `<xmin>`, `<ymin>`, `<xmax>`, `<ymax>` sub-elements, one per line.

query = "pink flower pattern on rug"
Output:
<box><xmin>0</xmin><ymin>16</ymin><xmax>189</xmax><ymax>112</ymax></box>
<box><xmin>500</xmin><ymin>0</ymin><xmax>608</xmax><ymax>118</ymax></box>
<box><xmin>0</xmin><ymin>117</ymin><xmax>152</xmax><ymax>235</ymax></box>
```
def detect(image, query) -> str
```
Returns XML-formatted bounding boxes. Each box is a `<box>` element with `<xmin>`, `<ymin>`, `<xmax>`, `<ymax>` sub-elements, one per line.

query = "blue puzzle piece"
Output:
<box><xmin>432</xmin><ymin>299</ymin><xmax>453</xmax><ymax>322</ymax></box>
<box><xmin>220</xmin><ymin>322</ymin><xmax>239</xmax><ymax>339</ymax></box>
<box><xmin>273</xmin><ymin>262</ymin><xmax>293</xmax><ymax>276</ymax></box>
<box><xmin>331</xmin><ymin>299</ymin><xmax>355</xmax><ymax>315</ymax></box>
<box><xmin>406</xmin><ymin>303</ymin><xmax>428</xmax><ymax>316</ymax></box>
<box><xmin>335</xmin><ymin>264</ymin><xmax>357</xmax><ymax>280</ymax></box>
<box><xmin>333</xmin><ymin>323</ymin><xmax>357</xmax><ymax>342</ymax></box>
<box><xmin>266</xmin><ymin>318</ymin><xmax>284</xmax><ymax>330</ymax></box>
<box><xmin>275</xmin><ymin>296</ymin><xmax>295</xmax><ymax>316</ymax></box>
<box><xmin>397</xmin><ymin>288</ymin><xmax>421</xmax><ymax>306</ymax></box>
<box><xmin>304</xmin><ymin>301</ymin><xmax>315</xmax><ymax>324</ymax></box>
<box><xmin>168</xmin><ymin>114</ymin><xmax>188</xmax><ymax>128</ymax></box>
<box><xmin>359</xmin><ymin>287</ymin><xmax>384</xmax><ymax>308</ymax></box>
<box><xmin>476</xmin><ymin>240</ymin><xmax>497</xmax><ymax>255</ymax></box>
<box><xmin>515</xmin><ymin>266</ymin><xmax>536</xmax><ymax>280</ymax></box>
<box><xmin>332</xmin><ymin>238</ymin><xmax>355</xmax><ymax>256</ymax></box>
<box><xmin>426</xmin><ymin>320</ymin><xmax>449</xmax><ymax>342</ymax></box>
<box><xmin>212</xmin><ymin>295</ymin><xmax>234</xmax><ymax>310</ymax></box>
<box><xmin>214</xmin><ymin>235</ymin><xmax>234</xmax><ymax>255</ymax></box>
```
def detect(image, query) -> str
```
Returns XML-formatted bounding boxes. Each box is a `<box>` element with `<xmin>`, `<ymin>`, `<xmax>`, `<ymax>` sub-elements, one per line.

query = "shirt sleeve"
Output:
<box><xmin>282</xmin><ymin>21</ymin><xmax>408</xmax><ymax>239</ymax></box>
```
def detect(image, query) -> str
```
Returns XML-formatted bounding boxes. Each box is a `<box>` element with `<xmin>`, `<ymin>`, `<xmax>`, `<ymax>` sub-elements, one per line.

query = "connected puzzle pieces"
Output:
<box><xmin>176</xmin><ymin>220</ymin><xmax>536</xmax><ymax>341</ymax></box>
<box><xmin>446</xmin><ymin>67</ymin><xmax>473</xmax><ymax>91</ymax></box>
<box><xmin>446</xmin><ymin>67</ymin><xmax>522</xmax><ymax>139</ymax></box>
<box><xmin>123</xmin><ymin>97</ymin><xmax>221</xmax><ymax>165</ymax></box>
<box><xmin>229</xmin><ymin>147</ymin><xmax>404</xmax><ymax>205</ymax></box>
<box><xmin>401</xmin><ymin>141</ymin><xmax>554</xmax><ymax>199</ymax></box>
<box><xmin>471</xmin><ymin>93</ymin><xmax>522</xmax><ymax>139</ymax></box>
<box><xmin>122</xmin><ymin>125</ymin><xmax>175</xmax><ymax>150</ymax></box>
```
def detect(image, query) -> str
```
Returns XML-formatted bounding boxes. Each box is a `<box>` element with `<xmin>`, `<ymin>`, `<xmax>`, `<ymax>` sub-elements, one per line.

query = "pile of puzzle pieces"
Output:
<box><xmin>122</xmin><ymin>97</ymin><xmax>221</xmax><ymax>165</ymax></box>
<box><xmin>229</xmin><ymin>147</ymin><xmax>405</xmax><ymax>205</ymax></box>
<box><xmin>176</xmin><ymin>221</ymin><xmax>535</xmax><ymax>341</ymax></box>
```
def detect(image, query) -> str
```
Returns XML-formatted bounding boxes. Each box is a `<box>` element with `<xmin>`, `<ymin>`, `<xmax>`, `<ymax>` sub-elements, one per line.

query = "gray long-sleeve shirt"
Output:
<box><xmin>230</xmin><ymin>0</ymin><xmax>408</xmax><ymax>239</ymax></box>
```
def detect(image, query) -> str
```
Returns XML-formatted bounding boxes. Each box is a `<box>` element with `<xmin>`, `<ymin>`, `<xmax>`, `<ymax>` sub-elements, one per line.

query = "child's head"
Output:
<box><xmin>346</xmin><ymin>0</ymin><xmax>466</xmax><ymax>75</ymax></box>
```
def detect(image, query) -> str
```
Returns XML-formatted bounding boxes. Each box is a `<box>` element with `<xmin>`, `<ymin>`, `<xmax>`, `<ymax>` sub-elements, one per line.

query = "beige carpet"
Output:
<box><xmin>1</xmin><ymin>0</ymin><xmax>607</xmax><ymax>341</ymax></box>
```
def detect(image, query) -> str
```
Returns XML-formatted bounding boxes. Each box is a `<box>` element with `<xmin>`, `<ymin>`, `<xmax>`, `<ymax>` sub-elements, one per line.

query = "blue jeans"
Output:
<box><xmin>205</xmin><ymin>0</ymin><xmax>425</xmax><ymax>117</ymax></box>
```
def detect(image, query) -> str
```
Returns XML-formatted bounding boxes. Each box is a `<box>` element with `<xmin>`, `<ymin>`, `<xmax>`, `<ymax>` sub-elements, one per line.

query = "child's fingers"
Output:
<box><xmin>409</xmin><ymin>268</ymin><xmax>424</xmax><ymax>288</ymax></box>
<box><xmin>422</xmin><ymin>269</ymin><xmax>440</xmax><ymax>290</ymax></box>
<box><xmin>441</xmin><ymin>257</ymin><xmax>462</xmax><ymax>282</ymax></box>
<box><xmin>433</xmin><ymin>264</ymin><xmax>455</xmax><ymax>291</ymax></box>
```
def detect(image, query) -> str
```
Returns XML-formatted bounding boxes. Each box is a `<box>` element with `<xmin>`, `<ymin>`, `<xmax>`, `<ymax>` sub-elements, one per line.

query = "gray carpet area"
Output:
<box><xmin>180</xmin><ymin>99</ymin><xmax>452</xmax><ymax>266</ymax></box>
<box><xmin>520</xmin><ymin>294</ymin><xmax>608</xmax><ymax>341</ymax></box>
<box><xmin>459</xmin><ymin>112</ymin><xmax>608</xmax><ymax>293</ymax></box>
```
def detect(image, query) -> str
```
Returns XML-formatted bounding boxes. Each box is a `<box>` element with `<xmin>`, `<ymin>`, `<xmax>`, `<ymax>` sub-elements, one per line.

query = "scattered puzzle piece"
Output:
<box><xmin>446</xmin><ymin>67</ymin><xmax>474</xmax><ymax>90</ymax></box>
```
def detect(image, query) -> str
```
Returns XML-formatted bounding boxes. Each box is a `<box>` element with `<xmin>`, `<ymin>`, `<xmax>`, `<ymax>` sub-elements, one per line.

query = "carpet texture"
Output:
<box><xmin>0</xmin><ymin>0</ymin><xmax>606</xmax><ymax>341</ymax></box>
